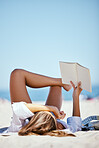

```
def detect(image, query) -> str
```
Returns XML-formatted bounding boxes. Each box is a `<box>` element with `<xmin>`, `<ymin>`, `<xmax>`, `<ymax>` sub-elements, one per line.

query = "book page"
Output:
<box><xmin>77</xmin><ymin>64</ymin><xmax>92</xmax><ymax>92</ymax></box>
<box><xmin>59</xmin><ymin>62</ymin><xmax>77</xmax><ymax>86</ymax></box>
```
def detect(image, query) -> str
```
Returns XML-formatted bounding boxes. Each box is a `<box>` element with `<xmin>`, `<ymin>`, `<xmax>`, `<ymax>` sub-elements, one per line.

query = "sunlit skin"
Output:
<box><xmin>10</xmin><ymin>69</ymin><xmax>82</xmax><ymax>133</ymax></box>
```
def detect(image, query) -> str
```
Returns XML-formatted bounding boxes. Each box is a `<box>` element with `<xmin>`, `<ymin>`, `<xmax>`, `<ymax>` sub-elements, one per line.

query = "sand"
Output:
<box><xmin>0</xmin><ymin>99</ymin><xmax>99</xmax><ymax>148</ymax></box>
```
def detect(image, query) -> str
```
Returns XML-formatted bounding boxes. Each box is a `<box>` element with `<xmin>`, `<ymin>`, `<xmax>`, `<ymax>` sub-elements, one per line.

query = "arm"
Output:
<box><xmin>70</xmin><ymin>81</ymin><xmax>82</xmax><ymax>117</ymax></box>
<box><xmin>25</xmin><ymin>103</ymin><xmax>61</xmax><ymax>119</ymax></box>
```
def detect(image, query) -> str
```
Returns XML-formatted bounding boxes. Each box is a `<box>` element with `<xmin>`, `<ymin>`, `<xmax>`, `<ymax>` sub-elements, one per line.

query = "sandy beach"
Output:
<box><xmin>0</xmin><ymin>99</ymin><xmax>99</xmax><ymax>148</ymax></box>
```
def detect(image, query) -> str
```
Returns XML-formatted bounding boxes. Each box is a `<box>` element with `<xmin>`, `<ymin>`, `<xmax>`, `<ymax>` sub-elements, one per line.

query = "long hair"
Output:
<box><xmin>18</xmin><ymin>111</ymin><xmax>75</xmax><ymax>137</ymax></box>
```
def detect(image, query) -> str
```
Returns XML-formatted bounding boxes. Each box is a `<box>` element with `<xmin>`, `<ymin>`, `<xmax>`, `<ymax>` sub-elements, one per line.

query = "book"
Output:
<box><xmin>59</xmin><ymin>61</ymin><xmax>92</xmax><ymax>92</ymax></box>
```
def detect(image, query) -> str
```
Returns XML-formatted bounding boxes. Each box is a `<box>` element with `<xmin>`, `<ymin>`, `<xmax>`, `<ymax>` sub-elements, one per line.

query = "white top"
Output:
<box><xmin>6</xmin><ymin>102</ymin><xmax>82</xmax><ymax>133</ymax></box>
<box><xmin>7</xmin><ymin>102</ymin><xmax>34</xmax><ymax>132</ymax></box>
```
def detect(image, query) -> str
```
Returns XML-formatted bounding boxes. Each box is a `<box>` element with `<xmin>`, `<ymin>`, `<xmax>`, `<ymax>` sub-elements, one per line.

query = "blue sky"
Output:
<box><xmin>0</xmin><ymin>0</ymin><xmax>99</xmax><ymax>90</ymax></box>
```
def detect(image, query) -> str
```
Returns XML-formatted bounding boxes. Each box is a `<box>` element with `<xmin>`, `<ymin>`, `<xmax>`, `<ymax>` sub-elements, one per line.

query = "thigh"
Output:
<box><xmin>45</xmin><ymin>86</ymin><xmax>62</xmax><ymax>111</ymax></box>
<box><xmin>10</xmin><ymin>69</ymin><xmax>32</xmax><ymax>104</ymax></box>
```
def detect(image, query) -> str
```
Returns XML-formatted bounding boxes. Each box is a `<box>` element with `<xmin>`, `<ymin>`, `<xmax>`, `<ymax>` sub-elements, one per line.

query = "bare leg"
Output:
<box><xmin>10</xmin><ymin>69</ymin><xmax>62</xmax><ymax>104</ymax></box>
<box><xmin>45</xmin><ymin>86</ymin><xmax>62</xmax><ymax>111</ymax></box>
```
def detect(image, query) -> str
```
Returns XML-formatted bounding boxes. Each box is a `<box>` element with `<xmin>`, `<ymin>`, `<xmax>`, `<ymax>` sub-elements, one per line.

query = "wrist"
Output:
<box><xmin>50</xmin><ymin>106</ymin><xmax>59</xmax><ymax>118</ymax></box>
<box><xmin>50</xmin><ymin>106</ymin><xmax>56</xmax><ymax>113</ymax></box>
<box><xmin>73</xmin><ymin>94</ymin><xmax>79</xmax><ymax>100</ymax></box>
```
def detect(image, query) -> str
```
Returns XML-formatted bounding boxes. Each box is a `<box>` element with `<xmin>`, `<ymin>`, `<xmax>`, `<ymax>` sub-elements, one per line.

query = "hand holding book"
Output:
<box><xmin>70</xmin><ymin>81</ymin><xmax>83</xmax><ymax>99</ymax></box>
<box><xmin>59</xmin><ymin>62</ymin><xmax>92</xmax><ymax>92</ymax></box>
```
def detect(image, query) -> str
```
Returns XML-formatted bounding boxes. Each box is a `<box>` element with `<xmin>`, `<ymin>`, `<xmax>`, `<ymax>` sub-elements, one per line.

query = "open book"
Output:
<box><xmin>59</xmin><ymin>62</ymin><xmax>92</xmax><ymax>92</ymax></box>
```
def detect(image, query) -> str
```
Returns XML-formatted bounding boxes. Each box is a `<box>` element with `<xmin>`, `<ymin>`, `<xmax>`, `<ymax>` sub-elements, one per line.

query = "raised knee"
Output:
<box><xmin>10</xmin><ymin>69</ymin><xmax>22</xmax><ymax>78</ymax></box>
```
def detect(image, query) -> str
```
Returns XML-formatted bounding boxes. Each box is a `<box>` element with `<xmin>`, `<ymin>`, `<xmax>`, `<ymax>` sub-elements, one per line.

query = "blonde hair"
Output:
<box><xmin>18</xmin><ymin>111</ymin><xmax>75</xmax><ymax>137</ymax></box>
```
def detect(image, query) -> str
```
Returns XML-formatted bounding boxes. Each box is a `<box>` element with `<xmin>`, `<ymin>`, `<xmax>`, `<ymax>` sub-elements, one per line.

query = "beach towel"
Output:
<box><xmin>82</xmin><ymin>116</ymin><xmax>99</xmax><ymax>130</ymax></box>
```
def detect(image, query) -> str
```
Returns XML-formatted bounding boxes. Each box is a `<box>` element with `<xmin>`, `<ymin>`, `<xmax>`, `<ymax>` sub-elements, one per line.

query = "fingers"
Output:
<box><xmin>70</xmin><ymin>81</ymin><xmax>81</xmax><ymax>89</ymax></box>
<box><xmin>60</xmin><ymin>111</ymin><xmax>64</xmax><ymax>115</ymax></box>
<box><xmin>59</xmin><ymin>111</ymin><xmax>66</xmax><ymax>119</ymax></box>
<box><xmin>70</xmin><ymin>81</ymin><xmax>76</xmax><ymax>89</ymax></box>
<box><xmin>77</xmin><ymin>81</ymin><xmax>81</xmax><ymax>88</ymax></box>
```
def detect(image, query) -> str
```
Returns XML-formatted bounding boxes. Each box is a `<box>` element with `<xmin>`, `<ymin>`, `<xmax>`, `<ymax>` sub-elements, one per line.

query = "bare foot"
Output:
<box><xmin>62</xmin><ymin>84</ymin><xmax>72</xmax><ymax>91</ymax></box>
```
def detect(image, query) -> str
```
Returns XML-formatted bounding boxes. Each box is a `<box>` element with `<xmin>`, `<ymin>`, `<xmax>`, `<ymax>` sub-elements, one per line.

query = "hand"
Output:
<box><xmin>70</xmin><ymin>81</ymin><xmax>82</xmax><ymax>99</ymax></box>
<box><xmin>62</xmin><ymin>84</ymin><xmax>72</xmax><ymax>91</ymax></box>
<box><xmin>51</xmin><ymin>106</ymin><xmax>66</xmax><ymax>119</ymax></box>
<box><xmin>59</xmin><ymin>111</ymin><xmax>66</xmax><ymax>119</ymax></box>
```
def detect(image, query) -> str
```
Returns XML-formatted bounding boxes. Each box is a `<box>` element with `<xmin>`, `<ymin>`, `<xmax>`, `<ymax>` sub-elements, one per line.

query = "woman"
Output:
<box><xmin>7</xmin><ymin>69</ymin><xmax>82</xmax><ymax>136</ymax></box>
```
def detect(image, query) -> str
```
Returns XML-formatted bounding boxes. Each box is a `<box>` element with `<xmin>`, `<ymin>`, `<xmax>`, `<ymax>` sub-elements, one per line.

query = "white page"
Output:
<box><xmin>77</xmin><ymin>63</ymin><xmax>92</xmax><ymax>92</ymax></box>
<box><xmin>59</xmin><ymin>62</ymin><xmax>77</xmax><ymax>86</ymax></box>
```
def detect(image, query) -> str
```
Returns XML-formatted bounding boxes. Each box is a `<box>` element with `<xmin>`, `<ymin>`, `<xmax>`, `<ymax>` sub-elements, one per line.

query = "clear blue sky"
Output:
<box><xmin>0</xmin><ymin>0</ymin><xmax>99</xmax><ymax>90</ymax></box>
